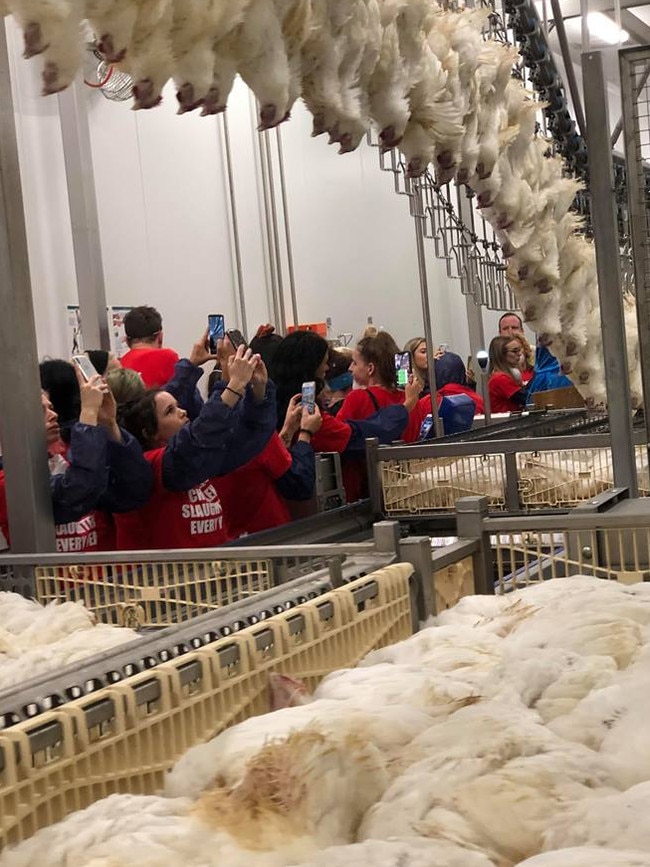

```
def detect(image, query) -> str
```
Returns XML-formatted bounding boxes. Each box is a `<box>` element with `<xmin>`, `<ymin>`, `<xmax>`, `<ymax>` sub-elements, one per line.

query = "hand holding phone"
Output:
<box><xmin>301</xmin><ymin>381</ymin><xmax>316</xmax><ymax>414</ymax></box>
<box><xmin>71</xmin><ymin>354</ymin><xmax>99</xmax><ymax>382</ymax></box>
<box><xmin>208</xmin><ymin>314</ymin><xmax>225</xmax><ymax>354</ymax></box>
<box><xmin>227</xmin><ymin>328</ymin><xmax>247</xmax><ymax>351</ymax></box>
<box><xmin>394</xmin><ymin>352</ymin><xmax>412</xmax><ymax>388</ymax></box>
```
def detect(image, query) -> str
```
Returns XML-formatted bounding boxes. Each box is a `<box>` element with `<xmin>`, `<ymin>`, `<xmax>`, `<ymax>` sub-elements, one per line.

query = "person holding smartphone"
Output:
<box><xmin>0</xmin><ymin>369</ymin><xmax>153</xmax><ymax>552</ymax></box>
<box><xmin>115</xmin><ymin>345</ymin><xmax>277</xmax><ymax>549</ymax></box>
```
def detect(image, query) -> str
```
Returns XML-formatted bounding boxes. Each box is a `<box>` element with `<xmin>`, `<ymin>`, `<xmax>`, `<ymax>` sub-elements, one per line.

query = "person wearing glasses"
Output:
<box><xmin>488</xmin><ymin>336</ymin><xmax>530</xmax><ymax>413</ymax></box>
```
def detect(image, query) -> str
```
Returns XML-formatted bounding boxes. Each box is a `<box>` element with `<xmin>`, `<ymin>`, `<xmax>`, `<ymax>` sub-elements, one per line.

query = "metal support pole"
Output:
<box><xmin>220</xmin><ymin>113</ymin><xmax>248</xmax><ymax>337</ymax></box>
<box><xmin>581</xmin><ymin>0</ymin><xmax>591</xmax><ymax>54</ymax></box>
<box><xmin>57</xmin><ymin>81</ymin><xmax>110</xmax><ymax>351</ymax></box>
<box><xmin>583</xmin><ymin>51</ymin><xmax>638</xmax><ymax>496</ymax></box>
<box><xmin>365</xmin><ymin>437</ymin><xmax>383</xmax><ymax>517</ymax></box>
<box><xmin>256</xmin><ymin>127</ymin><xmax>281</xmax><ymax>330</ymax></box>
<box><xmin>399</xmin><ymin>535</ymin><xmax>434</xmax><ymax>625</ymax></box>
<box><xmin>0</xmin><ymin>23</ymin><xmax>55</xmax><ymax>552</ymax></box>
<box><xmin>550</xmin><ymin>0</ymin><xmax>588</xmax><ymax>141</ymax></box>
<box><xmin>455</xmin><ymin>497</ymin><xmax>494</xmax><ymax>595</ymax></box>
<box><xmin>457</xmin><ymin>187</ymin><xmax>490</xmax><ymax>424</ymax></box>
<box><xmin>412</xmin><ymin>181</ymin><xmax>443</xmax><ymax>437</ymax></box>
<box><xmin>372</xmin><ymin>520</ymin><xmax>400</xmax><ymax>554</ymax></box>
<box><xmin>275</xmin><ymin>127</ymin><xmax>299</xmax><ymax>329</ymax></box>
<box><xmin>620</xmin><ymin>48</ymin><xmax>650</xmax><ymax>431</ymax></box>
<box><xmin>261</xmin><ymin>130</ymin><xmax>287</xmax><ymax>333</ymax></box>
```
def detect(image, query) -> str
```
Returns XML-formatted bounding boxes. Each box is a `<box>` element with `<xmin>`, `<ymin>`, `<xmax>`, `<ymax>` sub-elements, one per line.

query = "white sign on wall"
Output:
<box><xmin>65</xmin><ymin>305</ymin><xmax>132</xmax><ymax>358</ymax></box>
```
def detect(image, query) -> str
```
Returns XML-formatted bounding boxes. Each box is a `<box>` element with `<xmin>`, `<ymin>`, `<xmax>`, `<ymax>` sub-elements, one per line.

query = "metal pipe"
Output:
<box><xmin>256</xmin><ymin>125</ymin><xmax>281</xmax><ymax>329</ymax></box>
<box><xmin>220</xmin><ymin>113</ymin><xmax>248</xmax><ymax>337</ymax></box>
<box><xmin>551</xmin><ymin>0</ymin><xmax>588</xmax><ymax>140</ymax></box>
<box><xmin>275</xmin><ymin>127</ymin><xmax>299</xmax><ymax>329</ymax></box>
<box><xmin>581</xmin><ymin>0</ymin><xmax>591</xmax><ymax>53</ymax></box>
<box><xmin>0</xmin><ymin>22</ymin><xmax>56</xmax><ymax>552</ymax></box>
<box><xmin>58</xmin><ymin>81</ymin><xmax>110</xmax><ymax>351</ymax></box>
<box><xmin>412</xmin><ymin>181</ymin><xmax>443</xmax><ymax>438</ymax></box>
<box><xmin>262</xmin><ymin>130</ymin><xmax>287</xmax><ymax>333</ymax></box>
<box><xmin>582</xmin><ymin>50</ymin><xmax>638</xmax><ymax>495</ymax></box>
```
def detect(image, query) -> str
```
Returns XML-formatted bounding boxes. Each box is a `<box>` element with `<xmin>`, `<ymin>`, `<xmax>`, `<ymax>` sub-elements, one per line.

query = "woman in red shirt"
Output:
<box><xmin>488</xmin><ymin>336</ymin><xmax>530</xmax><ymax>413</ymax></box>
<box><xmin>115</xmin><ymin>346</ymin><xmax>276</xmax><ymax>550</ymax></box>
<box><xmin>338</xmin><ymin>331</ymin><xmax>421</xmax><ymax>421</ymax></box>
<box><xmin>269</xmin><ymin>332</ymin><xmax>410</xmax><ymax>502</ymax></box>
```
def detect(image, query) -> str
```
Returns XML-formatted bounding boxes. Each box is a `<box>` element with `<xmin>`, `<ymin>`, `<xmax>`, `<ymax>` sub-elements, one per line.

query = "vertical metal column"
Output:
<box><xmin>256</xmin><ymin>128</ymin><xmax>281</xmax><ymax>330</ymax></box>
<box><xmin>456</xmin><ymin>187</ymin><xmax>490</xmax><ymax>423</ymax></box>
<box><xmin>620</xmin><ymin>47</ymin><xmax>650</xmax><ymax>436</ymax></box>
<box><xmin>220</xmin><ymin>113</ymin><xmax>248</xmax><ymax>337</ymax></box>
<box><xmin>275</xmin><ymin>127</ymin><xmax>299</xmax><ymax>329</ymax></box>
<box><xmin>58</xmin><ymin>81</ymin><xmax>110</xmax><ymax>351</ymax></box>
<box><xmin>582</xmin><ymin>51</ymin><xmax>638</xmax><ymax>496</ymax></box>
<box><xmin>0</xmin><ymin>23</ymin><xmax>55</xmax><ymax>552</ymax></box>
<box><xmin>412</xmin><ymin>181</ymin><xmax>442</xmax><ymax>437</ymax></box>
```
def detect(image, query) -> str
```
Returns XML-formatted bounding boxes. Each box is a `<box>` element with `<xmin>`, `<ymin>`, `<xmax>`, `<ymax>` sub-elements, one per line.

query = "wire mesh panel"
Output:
<box><xmin>516</xmin><ymin>449</ymin><xmax>613</xmax><ymax>509</ymax></box>
<box><xmin>381</xmin><ymin>455</ymin><xmax>507</xmax><ymax>515</ymax></box>
<box><xmin>621</xmin><ymin>46</ymin><xmax>650</xmax><ymax>420</ymax></box>
<box><xmin>34</xmin><ymin>559</ymin><xmax>275</xmax><ymax>628</ymax></box>
<box><xmin>494</xmin><ymin>526</ymin><xmax>650</xmax><ymax>592</ymax></box>
<box><xmin>0</xmin><ymin>564</ymin><xmax>414</xmax><ymax>848</ymax></box>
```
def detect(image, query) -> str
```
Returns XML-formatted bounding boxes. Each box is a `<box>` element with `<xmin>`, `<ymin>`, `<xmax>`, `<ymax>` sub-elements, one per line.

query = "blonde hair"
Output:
<box><xmin>403</xmin><ymin>337</ymin><xmax>427</xmax><ymax>388</ymax></box>
<box><xmin>510</xmin><ymin>333</ymin><xmax>535</xmax><ymax>370</ymax></box>
<box><xmin>106</xmin><ymin>367</ymin><xmax>145</xmax><ymax>405</ymax></box>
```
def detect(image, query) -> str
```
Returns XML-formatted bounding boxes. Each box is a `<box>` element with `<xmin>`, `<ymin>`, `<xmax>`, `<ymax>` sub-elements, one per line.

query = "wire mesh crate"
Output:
<box><xmin>34</xmin><ymin>558</ymin><xmax>274</xmax><ymax>628</ymax></box>
<box><xmin>0</xmin><ymin>563</ymin><xmax>414</xmax><ymax>848</ymax></box>
<box><xmin>493</xmin><ymin>526</ymin><xmax>650</xmax><ymax>593</ymax></box>
<box><xmin>381</xmin><ymin>455</ymin><xmax>507</xmax><ymax>515</ymax></box>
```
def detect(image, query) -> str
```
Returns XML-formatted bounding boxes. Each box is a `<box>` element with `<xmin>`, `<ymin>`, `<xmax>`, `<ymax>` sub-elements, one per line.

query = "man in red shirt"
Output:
<box><xmin>120</xmin><ymin>305</ymin><xmax>180</xmax><ymax>387</ymax></box>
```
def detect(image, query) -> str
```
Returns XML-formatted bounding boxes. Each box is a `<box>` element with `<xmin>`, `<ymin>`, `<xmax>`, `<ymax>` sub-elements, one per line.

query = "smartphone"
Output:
<box><xmin>301</xmin><ymin>381</ymin><xmax>316</xmax><ymax>415</ymax></box>
<box><xmin>226</xmin><ymin>328</ymin><xmax>247</xmax><ymax>351</ymax></box>
<box><xmin>208</xmin><ymin>314</ymin><xmax>225</xmax><ymax>353</ymax></box>
<box><xmin>394</xmin><ymin>351</ymin><xmax>412</xmax><ymax>388</ymax></box>
<box><xmin>71</xmin><ymin>354</ymin><xmax>99</xmax><ymax>382</ymax></box>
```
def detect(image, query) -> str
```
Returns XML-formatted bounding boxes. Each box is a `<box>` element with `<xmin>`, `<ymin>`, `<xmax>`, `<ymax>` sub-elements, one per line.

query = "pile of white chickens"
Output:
<box><xmin>5</xmin><ymin>575</ymin><xmax>650</xmax><ymax>866</ymax></box>
<box><xmin>1</xmin><ymin>0</ymin><xmax>640</xmax><ymax>408</ymax></box>
<box><xmin>0</xmin><ymin>591</ymin><xmax>140</xmax><ymax>691</ymax></box>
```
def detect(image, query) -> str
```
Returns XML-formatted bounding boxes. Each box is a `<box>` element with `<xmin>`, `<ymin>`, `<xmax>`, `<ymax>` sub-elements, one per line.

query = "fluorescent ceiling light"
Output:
<box><xmin>587</xmin><ymin>11</ymin><xmax>629</xmax><ymax>44</ymax></box>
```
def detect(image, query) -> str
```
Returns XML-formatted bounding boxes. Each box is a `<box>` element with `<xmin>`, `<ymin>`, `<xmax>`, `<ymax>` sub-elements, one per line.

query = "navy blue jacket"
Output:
<box><xmin>161</xmin><ymin>379</ymin><xmax>278</xmax><ymax>492</ymax></box>
<box><xmin>52</xmin><ymin>424</ymin><xmax>152</xmax><ymax>524</ymax></box>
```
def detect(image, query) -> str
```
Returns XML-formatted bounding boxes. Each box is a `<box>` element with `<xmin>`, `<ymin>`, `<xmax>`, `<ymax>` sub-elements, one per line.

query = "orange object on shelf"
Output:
<box><xmin>287</xmin><ymin>322</ymin><xmax>328</xmax><ymax>337</ymax></box>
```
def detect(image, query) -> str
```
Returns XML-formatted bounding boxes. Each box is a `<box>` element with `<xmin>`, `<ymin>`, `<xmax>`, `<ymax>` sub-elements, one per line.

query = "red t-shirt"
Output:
<box><xmin>310</xmin><ymin>413</ymin><xmax>352</xmax><ymax>454</ymax></box>
<box><xmin>120</xmin><ymin>347</ymin><xmax>180</xmax><ymax>388</ymax></box>
<box><xmin>0</xmin><ymin>469</ymin><xmax>114</xmax><ymax>553</ymax></box>
<box><xmin>489</xmin><ymin>371</ymin><xmax>525</xmax><ymax>413</ymax></box>
<box><xmin>337</xmin><ymin>386</ymin><xmax>404</xmax><ymax>421</ymax></box>
<box><xmin>115</xmin><ymin>448</ymin><xmax>229</xmax><ymax>550</ymax></box>
<box><xmin>215</xmin><ymin>434</ymin><xmax>292</xmax><ymax>538</ymax></box>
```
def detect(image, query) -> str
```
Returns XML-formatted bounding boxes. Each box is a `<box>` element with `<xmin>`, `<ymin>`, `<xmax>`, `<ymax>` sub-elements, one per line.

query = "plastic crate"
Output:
<box><xmin>433</xmin><ymin>556</ymin><xmax>476</xmax><ymax>613</ymax></box>
<box><xmin>35</xmin><ymin>559</ymin><xmax>274</xmax><ymax>628</ymax></box>
<box><xmin>381</xmin><ymin>455</ymin><xmax>506</xmax><ymax>515</ymax></box>
<box><xmin>0</xmin><ymin>564</ymin><xmax>414</xmax><ymax>849</ymax></box>
<box><xmin>517</xmin><ymin>450</ymin><xmax>610</xmax><ymax>509</ymax></box>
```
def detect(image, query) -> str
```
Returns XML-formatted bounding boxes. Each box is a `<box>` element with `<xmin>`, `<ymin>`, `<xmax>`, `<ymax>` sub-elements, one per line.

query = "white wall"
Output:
<box><xmin>6</xmin><ymin>19</ymin><xmax>520</xmax><ymax>370</ymax></box>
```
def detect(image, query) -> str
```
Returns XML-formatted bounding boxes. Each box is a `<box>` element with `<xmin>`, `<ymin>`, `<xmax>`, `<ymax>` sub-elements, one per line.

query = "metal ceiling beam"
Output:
<box><xmin>562</xmin><ymin>0</ymin><xmax>650</xmax><ymax>17</ymax></box>
<box><xmin>620</xmin><ymin>8</ymin><xmax>650</xmax><ymax>46</ymax></box>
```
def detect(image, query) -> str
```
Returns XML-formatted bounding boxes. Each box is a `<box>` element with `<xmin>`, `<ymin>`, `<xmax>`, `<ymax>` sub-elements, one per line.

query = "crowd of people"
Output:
<box><xmin>0</xmin><ymin>305</ymin><xmax>576</xmax><ymax>553</ymax></box>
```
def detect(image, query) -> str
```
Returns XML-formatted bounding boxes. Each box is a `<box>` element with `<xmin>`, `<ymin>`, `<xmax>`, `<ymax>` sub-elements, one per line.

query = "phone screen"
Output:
<box><xmin>208</xmin><ymin>314</ymin><xmax>225</xmax><ymax>353</ymax></box>
<box><xmin>72</xmin><ymin>354</ymin><xmax>99</xmax><ymax>382</ymax></box>
<box><xmin>394</xmin><ymin>352</ymin><xmax>412</xmax><ymax>388</ymax></box>
<box><xmin>227</xmin><ymin>329</ymin><xmax>247</xmax><ymax>351</ymax></box>
<box><xmin>301</xmin><ymin>381</ymin><xmax>316</xmax><ymax>414</ymax></box>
